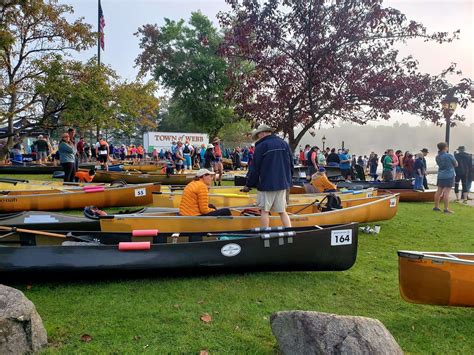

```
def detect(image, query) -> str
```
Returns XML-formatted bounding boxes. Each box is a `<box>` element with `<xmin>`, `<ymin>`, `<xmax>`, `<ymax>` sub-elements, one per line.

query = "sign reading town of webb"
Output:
<box><xmin>143</xmin><ymin>132</ymin><xmax>209</xmax><ymax>151</ymax></box>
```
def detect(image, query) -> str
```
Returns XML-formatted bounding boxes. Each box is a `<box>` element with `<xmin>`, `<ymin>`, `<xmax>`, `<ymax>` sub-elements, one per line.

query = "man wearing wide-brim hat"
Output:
<box><xmin>242</xmin><ymin>124</ymin><xmax>293</xmax><ymax>228</ymax></box>
<box><xmin>454</xmin><ymin>145</ymin><xmax>472</xmax><ymax>203</ymax></box>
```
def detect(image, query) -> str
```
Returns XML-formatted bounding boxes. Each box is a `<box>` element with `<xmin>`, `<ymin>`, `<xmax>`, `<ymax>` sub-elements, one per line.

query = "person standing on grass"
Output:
<box><xmin>382</xmin><ymin>149</ymin><xmax>394</xmax><ymax>181</ymax></box>
<box><xmin>433</xmin><ymin>142</ymin><xmax>457</xmax><ymax>214</ymax></box>
<box><xmin>241</xmin><ymin>124</ymin><xmax>293</xmax><ymax>228</ymax></box>
<box><xmin>421</xmin><ymin>148</ymin><xmax>429</xmax><ymax>189</ymax></box>
<box><xmin>212</xmin><ymin>137</ymin><xmax>224</xmax><ymax>186</ymax></box>
<box><xmin>413</xmin><ymin>153</ymin><xmax>425</xmax><ymax>191</ymax></box>
<box><xmin>454</xmin><ymin>146</ymin><xmax>472</xmax><ymax>203</ymax></box>
<box><xmin>58</xmin><ymin>133</ymin><xmax>76</xmax><ymax>182</ymax></box>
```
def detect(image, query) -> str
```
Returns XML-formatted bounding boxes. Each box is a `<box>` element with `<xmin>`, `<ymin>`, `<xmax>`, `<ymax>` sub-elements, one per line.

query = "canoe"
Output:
<box><xmin>93</xmin><ymin>170</ymin><xmax>195</xmax><ymax>185</ymax></box>
<box><xmin>0</xmin><ymin>183</ymin><xmax>161</xmax><ymax>212</ymax></box>
<box><xmin>379</xmin><ymin>189</ymin><xmax>436</xmax><ymax>202</ymax></box>
<box><xmin>152</xmin><ymin>189</ymin><xmax>378</xmax><ymax>208</ymax></box>
<box><xmin>100</xmin><ymin>194</ymin><xmax>399</xmax><ymax>233</ymax></box>
<box><xmin>398</xmin><ymin>251</ymin><xmax>474</xmax><ymax>307</ymax></box>
<box><xmin>337</xmin><ymin>179</ymin><xmax>414</xmax><ymax>190</ymax></box>
<box><xmin>123</xmin><ymin>163</ymin><xmax>166</xmax><ymax>172</ymax></box>
<box><xmin>0</xmin><ymin>163</ymin><xmax>95</xmax><ymax>174</ymax></box>
<box><xmin>0</xmin><ymin>224</ymin><xmax>358</xmax><ymax>277</ymax></box>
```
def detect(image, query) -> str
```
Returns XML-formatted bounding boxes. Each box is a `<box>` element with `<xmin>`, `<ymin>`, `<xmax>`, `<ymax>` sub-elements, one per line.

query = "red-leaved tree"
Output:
<box><xmin>218</xmin><ymin>0</ymin><xmax>473</xmax><ymax>150</ymax></box>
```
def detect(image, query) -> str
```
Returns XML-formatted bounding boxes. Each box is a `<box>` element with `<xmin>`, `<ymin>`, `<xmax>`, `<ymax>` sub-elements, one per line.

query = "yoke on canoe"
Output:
<box><xmin>398</xmin><ymin>251</ymin><xmax>474</xmax><ymax>307</ymax></box>
<box><xmin>0</xmin><ymin>224</ymin><xmax>358</xmax><ymax>277</ymax></box>
<box><xmin>100</xmin><ymin>194</ymin><xmax>399</xmax><ymax>233</ymax></box>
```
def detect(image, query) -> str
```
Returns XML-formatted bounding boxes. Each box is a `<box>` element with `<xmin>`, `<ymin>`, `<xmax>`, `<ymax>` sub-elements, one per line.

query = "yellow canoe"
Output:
<box><xmin>93</xmin><ymin>170</ymin><xmax>194</xmax><ymax>185</ymax></box>
<box><xmin>123</xmin><ymin>164</ymin><xmax>165</xmax><ymax>172</ymax></box>
<box><xmin>152</xmin><ymin>189</ymin><xmax>378</xmax><ymax>208</ymax></box>
<box><xmin>0</xmin><ymin>180</ymin><xmax>99</xmax><ymax>191</ymax></box>
<box><xmin>100</xmin><ymin>194</ymin><xmax>399</xmax><ymax>233</ymax></box>
<box><xmin>398</xmin><ymin>251</ymin><xmax>474</xmax><ymax>307</ymax></box>
<box><xmin>0</xmin><ymin>183</ymin><xmax>161</xmax><ymax>212</ymax></box>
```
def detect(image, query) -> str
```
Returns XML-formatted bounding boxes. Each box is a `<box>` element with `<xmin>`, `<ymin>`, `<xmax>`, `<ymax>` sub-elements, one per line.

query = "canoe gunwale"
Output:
<box><xmin>398</xmin><ymin>250</ymin><xmax>474</xmax><ymax>265</ymax></box>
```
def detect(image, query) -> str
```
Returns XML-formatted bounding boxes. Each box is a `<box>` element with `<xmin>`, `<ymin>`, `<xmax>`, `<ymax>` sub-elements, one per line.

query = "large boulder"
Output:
<box><xmin>271</xmin><ymin>311</ymin><xmax>403</xmax><ymax>355</ymax></box>
<box><xmin>0</xmin><ymin>284</ymin><xmax>47</xmax><ymax>354</ymax></box>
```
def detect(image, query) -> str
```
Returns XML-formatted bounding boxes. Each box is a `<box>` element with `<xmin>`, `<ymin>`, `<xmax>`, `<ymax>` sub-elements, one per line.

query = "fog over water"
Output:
<box><xmin>297</xmin><ymin>122</ymin><xmax>474</xmax><ymax>169</ymax></box>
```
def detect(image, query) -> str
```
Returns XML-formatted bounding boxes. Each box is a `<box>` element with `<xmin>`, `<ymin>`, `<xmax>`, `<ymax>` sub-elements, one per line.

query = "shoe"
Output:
<box><xmin>218</xmin><ymin>182</ymin><xmax>221</xmax><ymax>186</ymax></box>
<box><xmin>463</xmin><ymin>200</ymin><xmax>468</xmax><ymax>204</ymax></box>
<box><xmin>432</xmin><ymin>207</ymin><xmax>441</xmax><ymax>211</ymax></box>
<box><xmin>443</xmin><ymin>209</ymin><xmax>454</xmax><ymax>214</ymax></box>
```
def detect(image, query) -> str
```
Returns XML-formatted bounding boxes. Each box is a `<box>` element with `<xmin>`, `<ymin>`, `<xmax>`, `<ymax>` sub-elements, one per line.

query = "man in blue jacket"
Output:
<box><xmin>242</xmin><ymin>124</ymin><xmax>293</xmax><ymax>228</ymax></box>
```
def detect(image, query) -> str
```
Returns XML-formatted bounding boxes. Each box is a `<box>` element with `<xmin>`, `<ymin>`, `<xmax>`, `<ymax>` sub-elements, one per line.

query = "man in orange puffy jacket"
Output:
<box><xmin>179</xmin><ymin>169</ymin><xmax>231</xmax><ymax>216</ymax></box>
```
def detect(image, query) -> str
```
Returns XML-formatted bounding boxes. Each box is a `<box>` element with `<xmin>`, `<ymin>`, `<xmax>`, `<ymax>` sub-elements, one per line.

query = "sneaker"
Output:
<box><xmin>432</xmin><ymin>207</ymin><xmax>441</xmax><ymax>211</ymax></box>
<box><xmin>444</xmin><ymin>209</ymin><xmax>454</xmax><ymax>214</ymax></box>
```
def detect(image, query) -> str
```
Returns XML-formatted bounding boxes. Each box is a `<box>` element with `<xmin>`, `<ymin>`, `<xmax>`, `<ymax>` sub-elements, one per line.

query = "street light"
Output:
<box><xmin>322</xmin><ymin>135</ymin><xmax>326</xmax><ymax>150</ymax></box>
<box><xmin>441</xmin><ymin>93</ymin><xmax>458</xmax><ymax>150</ymax></box>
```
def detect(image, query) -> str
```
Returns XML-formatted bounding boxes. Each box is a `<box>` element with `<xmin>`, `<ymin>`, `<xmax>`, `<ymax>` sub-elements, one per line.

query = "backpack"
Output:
<box><xmin>183</xmin><ymin>145</ymin><xmax>191</xmax><ymax>154</ymax></box>
<box><xmin>306</xmin><ymin>149</ymin><xmax>313</xmax><ymax>163</ymax></box>
<box><xmin>320</xmin><ymin>193</ymin><xmax>342</xmax><ymax>212</ymax></box>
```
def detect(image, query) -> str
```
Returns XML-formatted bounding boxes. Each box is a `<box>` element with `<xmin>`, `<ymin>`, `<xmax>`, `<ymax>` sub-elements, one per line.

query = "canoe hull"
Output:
<box><xmin>0</xmin><ymin>184</ymin><xmax>160</xmax><ymax>212</ymax></box>
<box><xmin>398</xmin><ymin>251</ymin><xmax>474</xmax><ymax>307</ymax></box>
<box><xmin>0</xmin><ymin>224</ymin><xmax>358</xmax><ymax>277</ymax></box>
<box><xmin>152</xmin><ymin>189</ymin><xmax>377</xmax><ymax>208</ymax></box>
<box><xmin>380</xmin><ymin>189</ymin><xmax>436</xmax><ymax>202</ymax></box>
<box><xmin>101</xmin><ymin>194</ymin><xmax>399</xmax><ymax>233</ymax></box>
<box><xmin>93</xmin><ymin>170</ymin><xmax>194</xmax><ymax>185</ymax></box>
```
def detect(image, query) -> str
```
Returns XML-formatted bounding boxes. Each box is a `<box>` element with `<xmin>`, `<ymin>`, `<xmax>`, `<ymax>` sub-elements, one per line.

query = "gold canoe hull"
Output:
<box><xmin>398</xmin><ymin>251</ymin><xmax>474</xmax><ymax>307</ymax></box>
<box><xmin>0</xmin><ymin>183</ymin><xmax>161</xmax><ymax>212</ymax></box>
<box><xmin>100</xmin><ymin>194</ymin><xmax>399</xmax><ymax>233</ymax></box>
<box><xmin>152</xmin><ymin>189</ymin><xmax>378</xmax><ymax>208</ymax></box>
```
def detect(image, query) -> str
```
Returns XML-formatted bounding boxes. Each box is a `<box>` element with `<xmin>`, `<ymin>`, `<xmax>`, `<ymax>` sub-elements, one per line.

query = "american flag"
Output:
<box><xmin>99</xmin><ymin>1</ymin><xmax>105</xmax><ymax>50</ymax></box>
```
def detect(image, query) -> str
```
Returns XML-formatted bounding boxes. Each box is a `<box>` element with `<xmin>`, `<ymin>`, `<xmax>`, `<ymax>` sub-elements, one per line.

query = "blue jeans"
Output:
<box><xmin>414</xmin><ymin>175</ymin><xmax>423</xmax><ymax>190</ymax></box>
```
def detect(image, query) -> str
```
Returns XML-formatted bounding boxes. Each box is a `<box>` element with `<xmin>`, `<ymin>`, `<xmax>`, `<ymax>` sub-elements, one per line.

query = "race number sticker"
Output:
<box><xmin>390</xmin><ymin>198</ymin><xmax>397</xmax><ymax>207</ymax></box>
<box><xmin>331</xmin><ymin>229</ymin><xmax>352</xmax><ymax>246</ymax></box>
<box><xmin>134</xmin><ymin>188</ymin><xmax>146</xmax><ymax>197</ymax></box>
<box><xmin>221</xmin><ymin>243</ymin><xmax>241</xmax><ymax>257</ymax></box>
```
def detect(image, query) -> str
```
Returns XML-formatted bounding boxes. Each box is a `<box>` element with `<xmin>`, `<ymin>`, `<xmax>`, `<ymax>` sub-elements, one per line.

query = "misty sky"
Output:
<box><xmin>59</xmin><ymin>0</ymin><xmax>474</xmax><ymax>127</ymax></box>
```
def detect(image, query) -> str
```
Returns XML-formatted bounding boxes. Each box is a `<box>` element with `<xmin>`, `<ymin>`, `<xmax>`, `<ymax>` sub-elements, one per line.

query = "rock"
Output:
<box><xmin>0</xmin><ymin>284</ymin><xmax>47</xmax><ymax>354</ymax></box>
<box><xmin>270</xmin><ymin>311</ymin><xmax>403</xmax><ymax>355</ymax></box>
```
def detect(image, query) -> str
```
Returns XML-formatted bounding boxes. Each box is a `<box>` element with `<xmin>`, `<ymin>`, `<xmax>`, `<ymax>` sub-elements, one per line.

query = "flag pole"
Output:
<box><xmin>97</xmin><ymin>0</ymin><xmax>101</xmax><ymax>67</ymax></box>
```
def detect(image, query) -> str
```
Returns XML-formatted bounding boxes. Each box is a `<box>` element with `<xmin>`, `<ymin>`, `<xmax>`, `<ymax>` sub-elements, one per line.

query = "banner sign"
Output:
<box><xmin>143</xmin><ymin>132</ymin><xmax>209</xmax><ymax>152</ymax></box>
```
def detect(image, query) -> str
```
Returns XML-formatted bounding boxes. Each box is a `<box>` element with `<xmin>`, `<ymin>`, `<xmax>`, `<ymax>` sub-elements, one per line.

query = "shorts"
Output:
<box><xmin>98</xmin><ymin>155</ymin><xmax>108</xmax><ymax>163</ymax></box>
<box><xmin>341</xmin><ymin>168</ymin><xmax>351</xmax><ymax>179</ymax></box>
<box><xmin>37</xmin><ymin>151</ymin><xmax>47</xmax><ymax>160</ymax></box>
<box><xmin>437</xmin><ymin>177</ymin><xmax>454</xmax><ymax>188</ymax></box>
<box><xmin>256</xmin><ymin>189</ymin><xmax>287</xmax><ymax>213</ymax></box>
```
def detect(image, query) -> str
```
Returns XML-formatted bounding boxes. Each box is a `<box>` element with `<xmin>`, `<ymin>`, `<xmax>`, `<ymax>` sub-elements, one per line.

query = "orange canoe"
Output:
<box><xmin>398</xmin><ymin>251</ymin><xmax>474</xmax><ymax>307</ymax></box>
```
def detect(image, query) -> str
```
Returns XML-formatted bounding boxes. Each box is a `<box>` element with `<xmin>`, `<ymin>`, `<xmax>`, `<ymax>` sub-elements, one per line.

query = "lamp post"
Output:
<box><xmin>441</xmin><ymin>93</ymin><xmax>458</xmax><ymax>150</ymax></box>
<box><xmin>322</xmin><ymin>135</ymin><xmax>326</xmax><ymax>150</ymax></box>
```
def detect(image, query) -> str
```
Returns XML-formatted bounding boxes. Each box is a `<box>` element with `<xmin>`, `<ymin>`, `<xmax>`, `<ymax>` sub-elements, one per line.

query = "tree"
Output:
<box><xmin>219</xmin><ymin>0</ymin><xmax>473</xmax><ymax>150</ymax></box>
<box><xmin>112</xmin><ymin>80</ymin><xmax>160</xmax><ymax>142</ymax></box>
<box><xmin>0</xmin><ymin>0</ymin><xmax>94</xmax><ymax>145</ymax></box>
<box><xmin>135</xmin><ymin>11</ymin><xmax>235</xmax><ymax>137</ymax></box>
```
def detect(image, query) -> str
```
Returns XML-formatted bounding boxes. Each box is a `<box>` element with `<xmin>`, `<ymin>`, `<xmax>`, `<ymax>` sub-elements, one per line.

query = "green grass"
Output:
<box><xmin>2</xmin><ymin>202</ymin><xmax>472</xmax><ymax>353</ymax></box>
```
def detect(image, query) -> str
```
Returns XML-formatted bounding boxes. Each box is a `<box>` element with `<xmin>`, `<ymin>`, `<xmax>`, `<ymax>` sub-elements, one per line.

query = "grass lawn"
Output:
<box><xmin>2</xmin><ymin>174</ymin><xmax>473</xmax><ymax>353</ymax></box>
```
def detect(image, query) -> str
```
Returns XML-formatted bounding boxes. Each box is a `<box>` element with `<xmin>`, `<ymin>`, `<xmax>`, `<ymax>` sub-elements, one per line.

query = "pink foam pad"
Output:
<box><xmin>118</xmin><ymin>242</ymin><xmax>151</xmax><ymax>251</ymax></box>
<box><xmin>132</xmin><ymin>229</ymin><xmax>159</xmax><ymax>237</ymax></box>
<box><xmin>84</xmin><ymin>186</ymin><xmax>105</xmax><ymax>193</ymax></box>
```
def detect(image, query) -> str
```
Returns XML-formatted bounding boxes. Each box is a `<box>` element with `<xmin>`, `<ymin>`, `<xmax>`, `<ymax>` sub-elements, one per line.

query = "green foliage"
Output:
<box><xmin>217</xmin><ymin>119</ymin><xmax>252</xmax><ymax>148</ymax></box>
<box><xmin>4</xmin><ymin>199</ymin><xmax>473</xmax><ymax>353</ymax></box>
<box><xmin>0</xmin><ymin>0</ymin><xmax>95</xmax><ymax>143</ymax></box>
<box><xmin>135</xmin><ymin>11</ymin><xmax>235</xmax><ymax>136</ymax></box>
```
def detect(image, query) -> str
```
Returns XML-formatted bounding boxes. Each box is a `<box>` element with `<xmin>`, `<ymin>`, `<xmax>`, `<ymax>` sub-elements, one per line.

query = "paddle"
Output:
<box><xmin>291</xmin><ymin>197</ymin><xmax>324</xmax><ymax>215</ymax></box>
<box><xmin>0</xmin><ymin>226</ymin><xmax>66</xmax><ymax>239</ymax></box>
